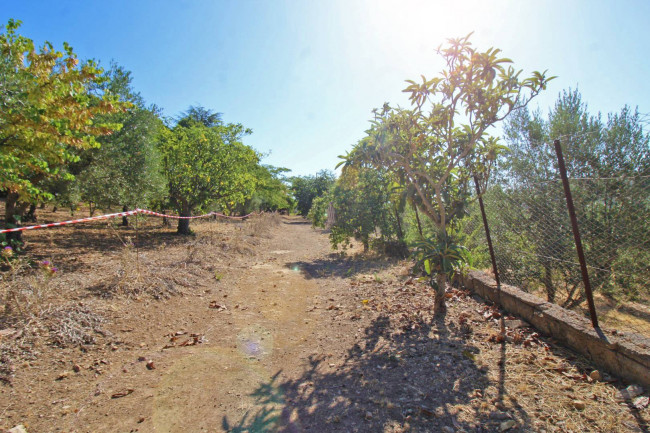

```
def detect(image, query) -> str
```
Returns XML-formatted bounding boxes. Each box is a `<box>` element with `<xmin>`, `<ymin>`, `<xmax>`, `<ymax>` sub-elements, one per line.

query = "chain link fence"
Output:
<box><xmin>463</xmin><ymin>142</ymin><xmax>650</xmax><ymax>338</ymax></box>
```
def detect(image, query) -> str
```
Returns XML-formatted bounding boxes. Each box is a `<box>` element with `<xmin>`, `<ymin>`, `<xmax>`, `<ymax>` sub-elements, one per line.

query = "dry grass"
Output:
<box><xmin>244</xmin><ymin>212</ymin><xmax>281</xmax><ymax>238</ymax></box>
<box><xmin>0</xmin><ymin>256</ymin><xmax>59</xmax><ymax>328</ymax></box>
<box><xmin>40</xmin><ymin>304</ymin><xmax>108</xmax><ymax>347</ymax></box>
<box><xmin>0</xmin><ymin>212</ymin><xmax>281</xmax><ymax>379</ymax></box>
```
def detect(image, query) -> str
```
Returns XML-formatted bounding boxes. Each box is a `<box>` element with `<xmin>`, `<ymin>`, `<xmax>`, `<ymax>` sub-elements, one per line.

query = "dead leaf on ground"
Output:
<box><xmin>209</xmin><ymin>301</ymin><xmax>227</xmax><ymax>311</ymax></box>
<box><xmin>111</xmin><ymin>389</ymin><xmax>134</xmax><ymax>399</ymax></box>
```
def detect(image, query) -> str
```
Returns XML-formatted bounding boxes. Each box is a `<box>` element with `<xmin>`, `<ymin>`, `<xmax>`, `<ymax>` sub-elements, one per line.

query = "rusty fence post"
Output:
<box><xmin>553</xmin><ymin>139</ymin><xmax>599</xmax><ymax>328</ymax></box>
<box><xmin>473</xmin><ymin>175</ymin><xmax>500</xmax><ymax>288</ymax></box>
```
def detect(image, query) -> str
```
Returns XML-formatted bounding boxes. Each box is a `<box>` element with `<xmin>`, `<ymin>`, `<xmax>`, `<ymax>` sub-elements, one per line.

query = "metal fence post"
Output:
<box><xmin>473</xmin><ymin>175</ymin><xmax>500</xmax><ymax>288</ymax></box>
<box><xmin>553</xmin><ymin>139</ymin><xmax>599</xmax><ymax>328</ymax></box>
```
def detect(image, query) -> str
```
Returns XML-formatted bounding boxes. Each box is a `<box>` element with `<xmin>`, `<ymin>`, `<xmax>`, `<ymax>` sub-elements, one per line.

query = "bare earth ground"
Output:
<box><xmin>0</xmin><ymin>212</ymin><xmax>649</xmax><ymax>432</ymax></box>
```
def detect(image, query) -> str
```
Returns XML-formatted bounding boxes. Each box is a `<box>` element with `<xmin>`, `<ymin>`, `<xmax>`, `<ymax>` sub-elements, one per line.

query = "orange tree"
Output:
<box><xmin>158</xmin><ymin>110</ymin><xmax>259</xmax><ymax>235</ymax></box>
<box><xmin>0</xmin><ymin>19</ymin><xmax>124</xmax><ymax>236</ymax></box>
<box><xmin>367</xmin><ymin>34</ymin><xmax>554</xmax><ymax>313</ymax></box>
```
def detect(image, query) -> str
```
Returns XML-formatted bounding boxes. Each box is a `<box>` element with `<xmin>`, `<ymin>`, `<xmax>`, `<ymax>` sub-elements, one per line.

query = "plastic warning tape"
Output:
<box><xmin>0</xmin><ymin>209</ymin><xmax>255</xmax><ymax>234</ymax></box>
<box><xmin>136</xmin><ymin>209</ymin><xmax>213</xmax><ymax>220</ymax></box>
<box><xmin>136</xmin><ymin>209</ymin><xmax>253</xmax><ymax>220</ymax></box>
<box><xmin>211</xmin><ymin>211</ymin><xmax>253</xmax><ymax>220</ymax></box>
<box><xmin>0</xmin><ymin>210</ymin><xmax>139</xmax><ymax>234</ymax></box>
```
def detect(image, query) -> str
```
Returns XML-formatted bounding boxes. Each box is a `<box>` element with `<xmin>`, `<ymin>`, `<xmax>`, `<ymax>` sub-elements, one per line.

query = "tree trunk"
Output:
<box><xmin>177</xmin><ymin>202</ymin><xmax>192</xmax><ymax>235</ymax></box>
<box><xmin>414</xmin><ymin>205</ymin><xmax>423</xmax><ymax>238</ymax></box>
<box><xmin>4</xmin><ymin>193</ymin><xmax>30</xmax><ymax>243</ymax></box>
<box><xmin>121</xmin><ymin>205</ymin><xmax>129</xmax><ymax>226</ymax></box>
<box><xmin>25</xmin><ymin>204</ymin><xmax>37</xmax><ymax>222</ymax></box>
<box><xmin>394</xmin><ymin>207</ymin><xmax>404</xmax><ymax>240</ymax></box>
<box><xmin>433</xmin><ymin>273</ymin><xmax>448</xmax><ymax>315</ymax></box>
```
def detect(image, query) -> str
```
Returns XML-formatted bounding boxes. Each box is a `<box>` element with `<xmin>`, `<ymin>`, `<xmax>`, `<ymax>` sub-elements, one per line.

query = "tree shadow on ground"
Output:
<box><xmin>282</xmin><ymin>220</ymin><xmax>312</xmax><ymax>225</ymax></box>
<box><xmin>224</xmin><ymin>312</ymin><xmax>532</xmax><ymax>432</ymax></box>
<box><xmin>285</xmin><ymin>254</ymin><xmax>395</xmax><ymax>279</ymax></box>
<box><xmin>22</xmin><ymin>218</ymin><xmax>225</xmax><ymax>273</ymax></box>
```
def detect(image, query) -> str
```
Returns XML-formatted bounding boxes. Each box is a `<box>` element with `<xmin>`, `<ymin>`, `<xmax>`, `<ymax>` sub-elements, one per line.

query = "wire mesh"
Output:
<box><xmin>464</xmin><ymin>145</ymin><xmax>650</xmax><ymax>338</ymax></box>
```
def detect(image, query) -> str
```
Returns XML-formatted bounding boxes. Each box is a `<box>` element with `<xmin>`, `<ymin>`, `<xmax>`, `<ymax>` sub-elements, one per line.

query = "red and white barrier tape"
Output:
<box><xmin>0</xmin><ymin>208</ymin><xmax>254</xmax><ymax>234</ymax></box>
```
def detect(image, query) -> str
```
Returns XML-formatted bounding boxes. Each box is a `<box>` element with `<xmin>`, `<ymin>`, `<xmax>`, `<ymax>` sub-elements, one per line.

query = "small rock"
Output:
<box><xmin>490</xmin><ymin>411</ymin><xmax>511</xmax><ymax>420</ymax></box>
<box><xmin>618</xmin><ymin>385</ymin><xmax>644</xmax><ymax>401</ymax></box>
<box><xmin>8</xmin><ymin>425</ymin><xmax>28</xmax><ymax>433</ymax></box>
<box><xmin>500</xmin><ymin>420</ymin><xmax>516</xmax><ymax>431</ymax></box>
<box><xmin>504</xmin><ymin>319</ymin><xmax>525</xmax><ymax>329</ymax></box>
<box><xmin>56</xmin><ymin>371</ymin><xmax>69</xmax><ymax>381</ymax></box>
<box><xmin>572</xmin><ymin>400</ymin><xmax>586</xmax><ymax>410</ymax></box>
<box><xmin>589</xmin><ymin>370</ymin><xmax>602</xmax><ymax>381</ymax></box>
<box><xmin>364</xmin><ymin>411</ymin><xmax>373</xmax><ymax>420</ymax></box>
<box><xmin>72</xmin><ymin>364</ymin><xmax>81</xmax><ymax>373</ymax></box>
<box><xmin>633</xmin><ymin>396</ymin><xmax>649</xmax><ymax>410</ymax></box>
<box><xmin>146</xmin><ymin>360</ymin><xmax>155</xmax><ymax>370</ymax></box>
<box><xmin>138</xmin><ymin>417</ymin><xmax>145</xmax><ymax>423</ymax></box>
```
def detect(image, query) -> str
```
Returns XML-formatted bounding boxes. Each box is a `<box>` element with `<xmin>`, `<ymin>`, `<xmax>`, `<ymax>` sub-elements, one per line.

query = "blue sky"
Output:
<box><xmin>2</xmin><ymin>0</ymin><xmax>649</xmax><ymax>176</ymax></box>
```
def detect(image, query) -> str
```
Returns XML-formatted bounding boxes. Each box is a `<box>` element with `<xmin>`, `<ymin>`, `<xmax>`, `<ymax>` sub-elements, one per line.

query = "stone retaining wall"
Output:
<box><xmin>461</xmin><ymin>271</ymin><xmax>650</xmax><ymax>388</ymax></box>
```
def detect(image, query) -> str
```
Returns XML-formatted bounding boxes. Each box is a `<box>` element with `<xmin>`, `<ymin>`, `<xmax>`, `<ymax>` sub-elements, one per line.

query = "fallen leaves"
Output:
<box><xmin>208</xmin><ymin>301</ymin><xmax>227</xmax><ymax>311</ymax></box>
<box><xmin>162</xmin><ymin>331</ymin><xmax>205</xmax><ymax>349</ymax></box>
<box><xmin>111</xmin><ymin>389</ymin><xmax>134</xmax><ymax>399</ymax></box>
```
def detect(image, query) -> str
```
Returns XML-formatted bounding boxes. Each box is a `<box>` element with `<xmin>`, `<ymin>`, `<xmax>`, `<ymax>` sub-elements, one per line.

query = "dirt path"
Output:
<box><xmin>147</xmin><ymin>217</ymin><xmax>333</xmax><ymax>432</ymax></box>
<box><xmin>1</xmin><ymin>215</ymin><xmax>648</xmax><ymax>432</ymax></box>
<box><xmin>2</xmin><ymin>216</ymin><xmax>342</xmax><ymax>432</ymax></box>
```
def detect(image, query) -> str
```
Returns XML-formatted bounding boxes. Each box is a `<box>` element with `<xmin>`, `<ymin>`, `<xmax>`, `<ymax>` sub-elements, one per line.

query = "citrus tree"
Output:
<box><xmin>0</xmin><ymin>19</ymin><xmax>125</xmax><ymax>235</ymax></box>
<box><xmin>159</xmin><ymin>111</ymin><xmax>259</xmax><ymax>234</ymax></box>
<box><xmin>289</xmin><ymin>170</ymin><xmax>335</xmax><ymax>216</ymax></box>
<box><xmin>235</xmin><ymin>164</ymin><xmax>292</xmax><ymax>214</ymax></box>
